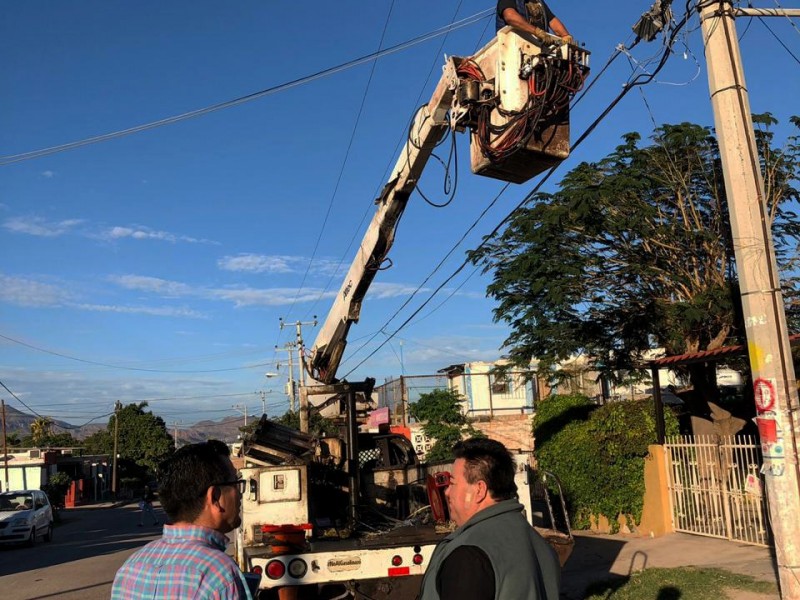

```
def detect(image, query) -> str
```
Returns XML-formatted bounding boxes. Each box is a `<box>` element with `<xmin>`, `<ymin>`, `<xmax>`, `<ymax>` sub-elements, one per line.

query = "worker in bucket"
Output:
<box><xmin>419</xmin><ymin>438</ymin><xmax>561</xmax><ymax>600</ymax></box>
<box><xmin>497</xmin><ymin>0</ymin><xmax>573</xmax><ymax>44</ymax></box>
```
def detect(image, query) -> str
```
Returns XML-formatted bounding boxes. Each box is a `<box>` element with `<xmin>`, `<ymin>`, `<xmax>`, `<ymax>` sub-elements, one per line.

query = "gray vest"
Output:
<box><xmin>419</xmin><ymin>500</ymin><xmax>560</xmax><ymax>600</ymax></box>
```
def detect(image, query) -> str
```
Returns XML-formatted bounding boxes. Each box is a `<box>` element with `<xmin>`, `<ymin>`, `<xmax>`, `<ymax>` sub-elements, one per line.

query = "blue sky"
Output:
<box><xmin>2</xmin><ymin>1</ymin><xmax>799</xmax><ymax>430</ymax></box>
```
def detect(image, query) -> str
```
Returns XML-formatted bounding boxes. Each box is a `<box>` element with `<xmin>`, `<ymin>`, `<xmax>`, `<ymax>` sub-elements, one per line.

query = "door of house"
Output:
<box><xmin>664</xmin><ymin>435</ymin><xmax>769</xmax><ymax>547</ymax></box>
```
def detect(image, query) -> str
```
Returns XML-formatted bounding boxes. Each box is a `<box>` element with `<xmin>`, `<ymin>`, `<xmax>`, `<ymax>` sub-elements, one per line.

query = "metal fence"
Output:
<box><xmin>664</xmin><ymin>435</ymin><xmax>769</xmax><ymax>547</ymax></box>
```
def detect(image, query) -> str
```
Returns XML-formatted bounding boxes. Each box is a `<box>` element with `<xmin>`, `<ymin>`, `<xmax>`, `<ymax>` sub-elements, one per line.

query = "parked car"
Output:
<box><xmin>0</xmin><ymin>490</ymin><xmax>54</xmax><ymax>545</ymax></box>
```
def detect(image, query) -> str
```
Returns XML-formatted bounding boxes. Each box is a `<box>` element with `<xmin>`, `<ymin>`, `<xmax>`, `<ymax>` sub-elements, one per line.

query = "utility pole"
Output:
<box><xmin>232</xmin><ymin>404</ymin><xmax>248</xmax><ymax>429</ymax></box>
<box><xmin>111</xmin><ymin>401</ymin><xmax>121</xmax><ymax>500</ymax></box>
<box><xmin>173</xmin><ymin>421</ymin><xmax>180</xmax><ymax>448</ymax></box>
<box><xmin>1</xmin><ymin>399</ymin><xmax>9</xmax><ymax>493</ymax></box>
<box><xmin>279</xmin><ymin>317</ymin><xmax>317</xmax><ymax>433</ymax></box>
<box><xmin>256</xmin><ymin>390</ymin><xmax>270</xmax><ymax>416</ymax></box>
<box><xmin>276</xmin><ymin>342</ymin><xmax>298</xmax><ymax>412</ymax></box>
<box><xmin>700</xmin><ymin>2</ymin><xmax>800</xmax><ymax>595</ymax></box>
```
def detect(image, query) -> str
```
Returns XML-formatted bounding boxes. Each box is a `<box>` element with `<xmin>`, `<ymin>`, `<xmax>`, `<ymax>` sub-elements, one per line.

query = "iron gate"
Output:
<box><xmin>664</xmin><ymin>435</ymin><xmax>769</xmax><ymax>546</ymax></box>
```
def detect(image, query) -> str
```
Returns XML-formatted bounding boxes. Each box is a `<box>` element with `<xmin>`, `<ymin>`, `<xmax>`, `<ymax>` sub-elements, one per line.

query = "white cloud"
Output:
<box><xmin>218</xmin><ymin>254</ymin><xmax>346</xmax><ymax>277</ymax></box>
<box><xmin>41</xmin><ymin>170</ymin><xmax>55</xmax><ymax>178</ymax></box>
<box><xmin>74</xmin><ymin>303</ymin><xmax>206</xmax><ymax>319</ymax></box>
<box><xmin>368</xmin><ymin>282</ymin><xmax>428</xmax><ymax>299</ymax></box>
<box><xmin>0</xmin><ymin>274</ymin><xmax>71</xmax><ymax>307</ymax></box>
<box><xmin>103</xmin><ymin>225</ymin><xmax>216</xmax><ymax>245</ymax></box>
<box><xmin>211</xmin><ymin>287</ymin><xmax>335</xmax><ymax>307</ymax></box>
<box><xmin>3</xmin><ymin>215</ymin><xmax>84</xmax><ymax>237</ymax></box>
<box><xmin>109</xmin><ymin>275</ymin><xmax>194</xmax><ymax>297</ymax></box>
<box><xmin>218</xmin><ymin>254</ymin><xmax>296</xmax><ymax>274</ymax></box>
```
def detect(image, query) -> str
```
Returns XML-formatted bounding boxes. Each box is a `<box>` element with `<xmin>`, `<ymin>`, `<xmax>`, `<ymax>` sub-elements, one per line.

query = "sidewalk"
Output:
<box><xmin>561</xmin><ymin>531</ymin><xmax>779</xmax><ymax>599</ymax></box>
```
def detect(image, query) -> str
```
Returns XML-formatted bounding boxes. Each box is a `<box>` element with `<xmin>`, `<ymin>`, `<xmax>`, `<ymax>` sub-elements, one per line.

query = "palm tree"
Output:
<box><xmin>30</xmin><ymin>417</ymin><xmax>53</xmax><ymax>447</ymax></box>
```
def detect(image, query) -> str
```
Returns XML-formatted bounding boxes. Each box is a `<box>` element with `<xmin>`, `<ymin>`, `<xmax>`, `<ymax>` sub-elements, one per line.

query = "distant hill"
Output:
<box><xmin>1</xmin><ymin>404</ymin><xmax>255</xmax><ymax>445</ymax></box>
<box><xmin>1</xmin><ymin>404</ymin><xmax>104</xmax><ymax>439</ymax></box>
<box><xmin>177</xmin><ymin>415</ymin><xmax>256</xmax><ymax>445</ymax></box>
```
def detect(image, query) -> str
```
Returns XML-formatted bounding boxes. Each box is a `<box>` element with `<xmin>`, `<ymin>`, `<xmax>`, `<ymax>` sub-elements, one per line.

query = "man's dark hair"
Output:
<box><xmin>158</xmin><ymin>439</ymin><xmax>232</xmax><ymax>522</ymax></box>
<box><xmin>453</xmin><ymin>437</ymin><xmax>517</xmax><ymax>501</ymax></box>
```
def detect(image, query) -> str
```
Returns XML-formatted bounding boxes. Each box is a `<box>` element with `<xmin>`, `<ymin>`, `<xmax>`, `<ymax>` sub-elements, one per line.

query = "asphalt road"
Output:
<box><xmin>0</xmin><ymin>502</ymin><xmax>164</xmax><ymax>600</ymax></box>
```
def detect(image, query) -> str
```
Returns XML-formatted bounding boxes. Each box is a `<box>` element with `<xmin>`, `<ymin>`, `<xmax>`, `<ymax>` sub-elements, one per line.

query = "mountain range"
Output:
<box><xmin>0</xmin><ymin>404</ymin><xmax>255</xmax><ymax>444</ymax></box>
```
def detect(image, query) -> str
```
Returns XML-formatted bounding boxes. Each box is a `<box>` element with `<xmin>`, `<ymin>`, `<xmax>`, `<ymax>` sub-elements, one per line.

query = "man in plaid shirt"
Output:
<box><xmin>111</xmin><ymin>440</ymin><xmax>252</xmax><ymax>599</ymax></box>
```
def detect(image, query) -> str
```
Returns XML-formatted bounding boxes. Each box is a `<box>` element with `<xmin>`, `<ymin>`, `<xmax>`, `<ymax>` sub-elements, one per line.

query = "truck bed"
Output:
<box><xmin>245</xmin><ymin>522</ymin><xmax>445</xmax><ymax>559</ymax></box>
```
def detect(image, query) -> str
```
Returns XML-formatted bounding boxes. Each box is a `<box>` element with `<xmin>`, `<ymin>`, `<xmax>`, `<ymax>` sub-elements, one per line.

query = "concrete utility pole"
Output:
<box><xmin>111</xmin><ymin>400</ymin><xmax>121</xmax><ymax>500</ymax></box>
<box><xmin>279</xmin><ymin>317</ymin><xmax>317</xmax><ymax>433</ymax></box>
<box><xmin>1</xmin><ymin>399</ymin><xmax>9</xmax><ymax>492</ymax></box>
<box><xmin>232</xmin><ymin>404</ymin><xmax>248</xmax><ymax>429</ymax></box>
<box><xmin>256</xmin><ymin>390</ymin><xmax>271</xmax><ymax>416</ymax></box>
<box><xmin>700</xmin><ymin>1</ymin><xmax>800</xmax><ymax>595</ymax></box>
<box><xmin>276</xmin><ymin>342</ymin><xmax>298</xmax><ymax>412</ymax></box>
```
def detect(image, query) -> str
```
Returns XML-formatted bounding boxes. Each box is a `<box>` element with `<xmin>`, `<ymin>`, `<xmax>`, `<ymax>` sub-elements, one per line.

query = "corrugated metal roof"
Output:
<box><xmin>650</xmin><ymin>333</ymin><xmax>799</xmax><ymax>367</ymax></box>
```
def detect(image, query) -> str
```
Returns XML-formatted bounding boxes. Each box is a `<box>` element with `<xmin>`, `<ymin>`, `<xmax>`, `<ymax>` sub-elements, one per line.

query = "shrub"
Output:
<box><xmin>42</xmin><ymin>471</ymin><xmax>72</xmax><ymax>509</ymax></box>
<box><xmin>534</xmin><ymin>395</ymin><xmax>679</xmax><ymax>530</ymax></box>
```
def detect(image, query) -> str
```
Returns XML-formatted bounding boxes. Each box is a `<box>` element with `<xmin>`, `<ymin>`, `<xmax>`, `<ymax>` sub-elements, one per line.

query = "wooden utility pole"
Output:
<box><xmin>700</xmin><ymin>1</ymin><xmax>800</xmax><ymax>595</ymax></box>
<box><xmin>111</xmin><ymin>401</ymin><xmax>121</xmax><ymax>500</ymax></box>
<box><xmin>1</xmin><ymin>399</ymin><xmax>9</xmax><ymax>492</ymax></box>
<box><xmin>279</xmin><ymin>317</ymin><xmax>317</xmax><ymax>433</ymax></box>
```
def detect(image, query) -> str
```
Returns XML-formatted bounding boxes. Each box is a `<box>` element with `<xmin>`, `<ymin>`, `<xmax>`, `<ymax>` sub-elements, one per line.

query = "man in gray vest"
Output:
<box><xmin>419</xmin><ymin>438</ymin><xmax>560</xmax><ymax>600</ymax></box>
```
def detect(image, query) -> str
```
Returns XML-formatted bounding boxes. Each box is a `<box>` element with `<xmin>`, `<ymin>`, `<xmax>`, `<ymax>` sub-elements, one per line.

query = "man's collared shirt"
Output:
<box><xmin>111</xmin><ymin>524</ymin><xmax>251</xmax><ymax>600</ymax></box>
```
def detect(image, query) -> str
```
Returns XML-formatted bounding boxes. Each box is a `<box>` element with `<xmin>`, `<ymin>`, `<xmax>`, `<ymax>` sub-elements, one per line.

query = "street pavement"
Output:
<box><xmin>0</xmin><ymin>501</ymin><xmax>164</xmax><ymax>600</ymax></box>
<box><xmin>0</xmin><ymin>501</ymin><xmax>783</xmax><ymax>600</ymax></box>
<box><xmin>562</xmin><ymin>530</ymin><xmax>780</xmax><ymax>599</ymax></box>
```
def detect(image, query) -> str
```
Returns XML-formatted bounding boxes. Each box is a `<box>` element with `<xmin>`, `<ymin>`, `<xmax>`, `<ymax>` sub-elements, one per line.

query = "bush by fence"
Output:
<box><xmin>533</xmin><ymin>394</ymin><xmax>679</xmax><ymax>531</ymax></box>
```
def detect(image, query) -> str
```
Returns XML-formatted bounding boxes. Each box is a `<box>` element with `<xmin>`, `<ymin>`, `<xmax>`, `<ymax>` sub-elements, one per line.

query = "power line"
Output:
<box><xmin>0</xmin><ymin>9</ymin><xmax>493</xmax><ymax>167</ymax></box>
<box><xmin>0</xmin><ymin>332</ymin><xmax>278</xmax><ymax>373</ymax></box>
<box><xmin>284</xmin><ymin>0</ymin><xmax>398</xmax><ymax>324</ymax></box>
<box><xmin>758</xmin><ymin>14</ymin><xmax>800</xmax><ymax>65</ymax></box>
<box><xmin>300</xmin><ymin>1</ymin><xmax>469</xmax><ymax>324</ymax></box>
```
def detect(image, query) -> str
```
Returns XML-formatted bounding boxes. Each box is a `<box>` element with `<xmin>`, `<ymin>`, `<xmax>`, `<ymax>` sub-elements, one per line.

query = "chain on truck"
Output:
<box><xmin>234</xmin><ymin>25</ymin><xmax>589</xmax><ymax>600</ymax></box>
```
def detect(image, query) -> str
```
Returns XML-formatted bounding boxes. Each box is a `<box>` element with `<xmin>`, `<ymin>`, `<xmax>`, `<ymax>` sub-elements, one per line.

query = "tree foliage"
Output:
<box><xmin>533</xmin><ymin>394</ymin><xmax>680</xmax><ymax>530</ymax></box>
<box><xmin>22</xmin><ymin>417</ymin><xmax>79</xmax><ymax>448</ymax></box>
<box><xmin>470</xmin><ymin>117</ymin><xmax>800</xmax><ymax>390</ymax></box>
<box><xmin>273</xmin><ymin>410</ymin><xmax>339</xmax><ymax>438</ymax></box>
<box><xmin>408</xmin><ymin>388</ymin><xmax>481</xmax><ymax>462</ymax></box>
<box><xmin>82</xmin><ymin>402</ymin><xmax>174</xmax><ymax>474</ymax></box>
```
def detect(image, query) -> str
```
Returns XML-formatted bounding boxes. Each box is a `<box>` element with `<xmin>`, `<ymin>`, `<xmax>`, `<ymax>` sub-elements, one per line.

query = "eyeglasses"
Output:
<box><xmin>212</xmin><ymin>479</ymin><xmax>246</xmax><ymax>495</ymax></box>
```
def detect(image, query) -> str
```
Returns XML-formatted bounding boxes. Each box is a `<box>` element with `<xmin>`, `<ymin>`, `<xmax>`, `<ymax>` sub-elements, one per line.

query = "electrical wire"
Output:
<box><xmin>282</xmin><ymin>0</ymin><xmax>398</xmax><ymax>326</ymax></box>
<box><xmin>0</xmin><ymin>8</ymin><xmax>493</xmax><ymax>167</ymax></box>
<box><xmin>0</xmin><ymin>332</ymin><xmax>278</xmax><ymax>374</ymax></box>
<box><xmin>772</xmin><ymin>0</ymin><xmax>800</xmax><ymax>38</ymax></box>
<box><xmin>758</xmin><ymin>14</ymin><xmax>800</xmax><ymax>65</ymax></box>
<box><xmin>299</xmin><ymin>1</ymin><xmax>471</xmax><ymax>323</ymax></box>
<box><xmin>340</xmin><ymin>5</ymin><xmax>694</xmax><ymax>379</ymax></box>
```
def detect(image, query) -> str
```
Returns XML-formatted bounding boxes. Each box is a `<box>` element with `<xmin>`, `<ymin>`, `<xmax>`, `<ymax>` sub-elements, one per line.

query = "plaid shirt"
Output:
<box><xmin>111</xmin><ymin>524</ymin><xmax>252</xmax><ymax>600</ymax></box>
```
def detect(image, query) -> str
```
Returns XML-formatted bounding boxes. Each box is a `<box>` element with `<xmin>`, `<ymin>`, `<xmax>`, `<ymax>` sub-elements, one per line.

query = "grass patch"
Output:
<box><xmin>584</xmin><ymin>567</ymin><xmax>777</xmax><ymax>599</ymax></box>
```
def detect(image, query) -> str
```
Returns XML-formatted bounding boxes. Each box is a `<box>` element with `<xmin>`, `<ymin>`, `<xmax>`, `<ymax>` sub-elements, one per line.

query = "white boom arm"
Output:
<box><xmin>307</xmin><ymin>62</ymin><xmax>461</xmax><ymax>385</ymax></box>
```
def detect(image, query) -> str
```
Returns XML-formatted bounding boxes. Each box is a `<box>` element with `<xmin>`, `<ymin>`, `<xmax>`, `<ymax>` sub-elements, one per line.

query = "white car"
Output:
<box><xmin>0</xmin><ymin>490</ymin><xmax>54</xmax><ymax>545</ymax></box>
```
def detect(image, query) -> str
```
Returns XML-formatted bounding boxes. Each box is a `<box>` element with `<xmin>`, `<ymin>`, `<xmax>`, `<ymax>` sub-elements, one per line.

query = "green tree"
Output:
<box><xmin>29</xmin><ymin>417</ymin><xmax>54</xmax><ymax>446</ymax></box>
<box><xmin>408</xmin><ymin>389</ymin><xmax>481</xmax><ymax>462</ymax></box>
<box><xmin>470</xmin><ymin>117</ymin><xmax>800</xmax><ymax>404</ymax></box>
<box><xmin>83</xmin><ymin>403</ymin><xmax>174</xmax><ymax>474</ymax></box>
<box><xmin>273</xmin><ymin>410</ymin><xmax>339</xmax><ymax>438</ymax></box>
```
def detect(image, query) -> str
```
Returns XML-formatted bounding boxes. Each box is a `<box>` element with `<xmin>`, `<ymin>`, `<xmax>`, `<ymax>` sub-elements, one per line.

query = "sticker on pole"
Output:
<box><xmin>753</xmin><ymin>378</ymin><xmax>776</xmax><ymax>412</ymax></box>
